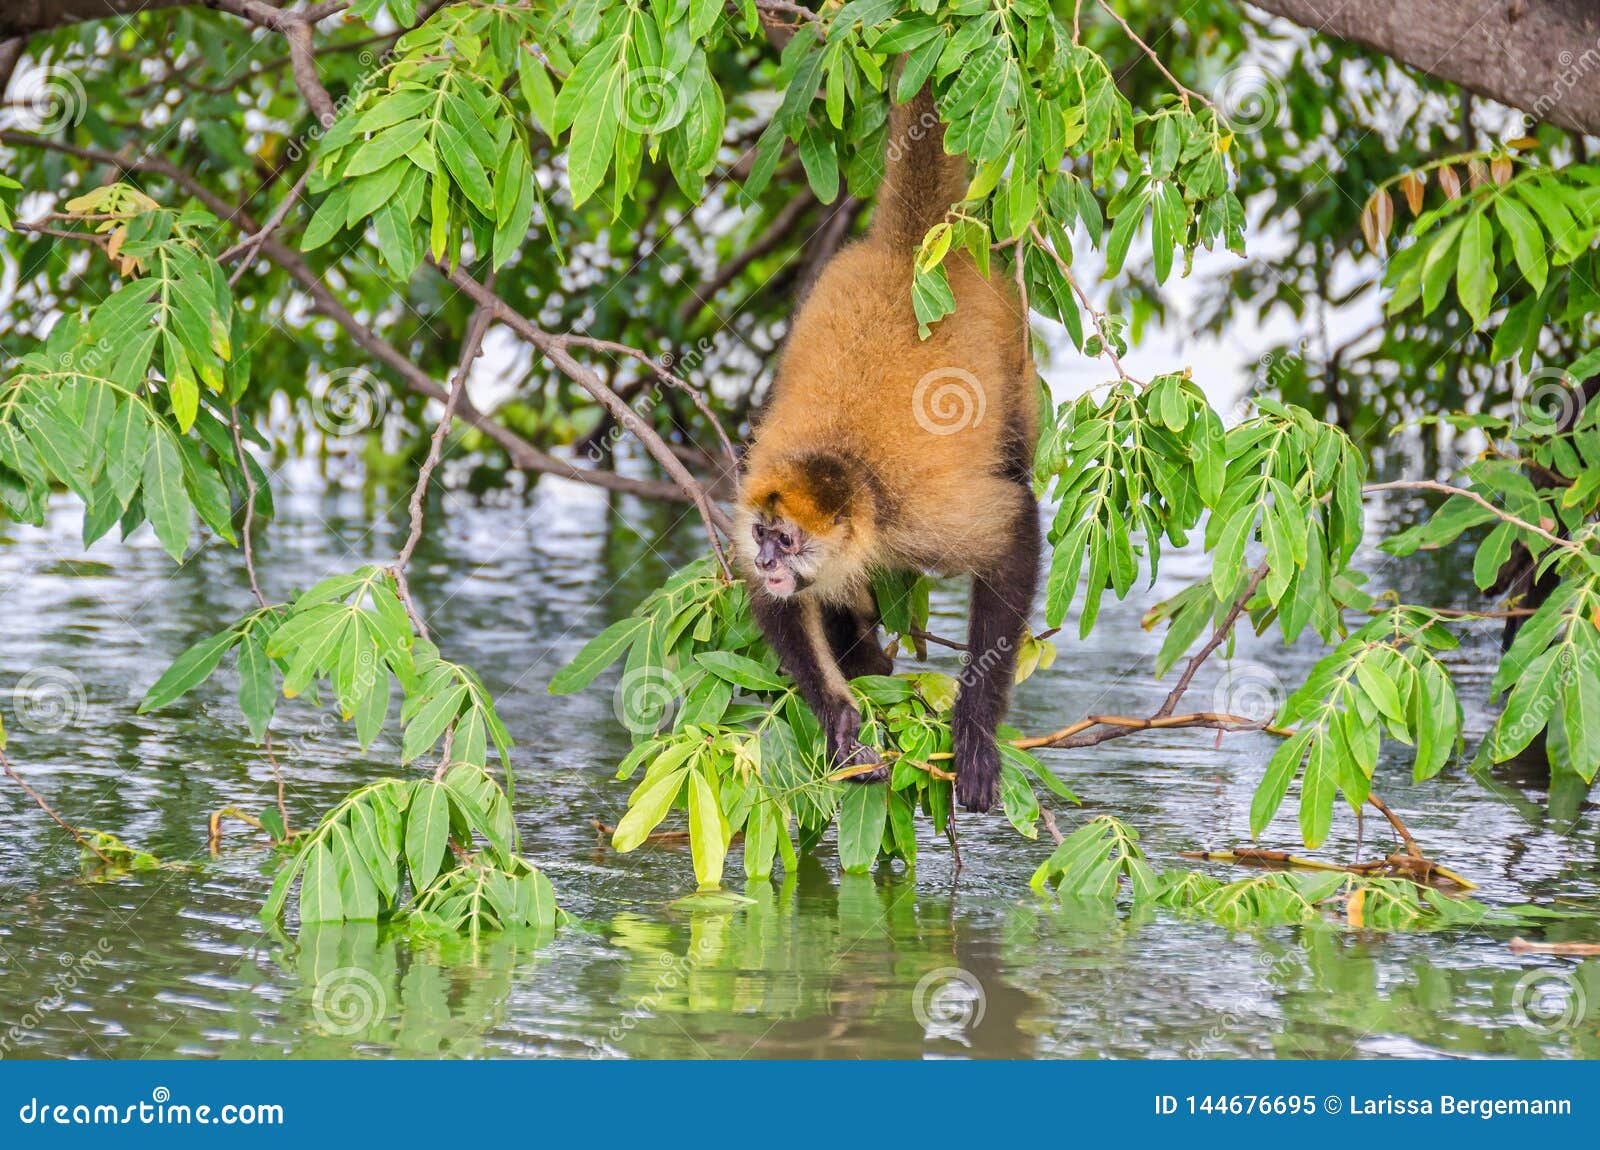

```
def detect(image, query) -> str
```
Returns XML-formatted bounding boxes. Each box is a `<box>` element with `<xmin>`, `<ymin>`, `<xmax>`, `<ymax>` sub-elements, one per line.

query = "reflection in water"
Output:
<box><xmin>0</xmin><ymin>479</ymin><xmax>1597</xmax><ymax>1059</ymax></box>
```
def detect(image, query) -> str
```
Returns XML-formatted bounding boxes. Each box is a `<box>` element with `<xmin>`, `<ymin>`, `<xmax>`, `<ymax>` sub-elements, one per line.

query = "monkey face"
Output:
<box><xmin>749</xmin><ymin>517</ymin><xmax>816</xmax><ymax>599</ymax></box>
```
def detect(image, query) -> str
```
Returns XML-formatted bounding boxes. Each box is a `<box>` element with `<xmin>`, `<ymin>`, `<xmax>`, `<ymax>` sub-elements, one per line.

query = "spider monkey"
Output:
<box><xmin>734</xmin><ymin>84</ymin><xmax>1039</xmax><ymax>813</ymax></box>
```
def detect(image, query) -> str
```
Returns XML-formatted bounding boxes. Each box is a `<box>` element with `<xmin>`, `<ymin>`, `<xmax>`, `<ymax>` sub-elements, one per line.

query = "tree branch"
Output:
<box><xmin>0</xmin><ymin>128</ymin><xmax>699</xmax><ymax>507</ymax></box>
<box><xmin>1245</xmin><ymin>0</ymin><xmax>1600</xmax><ymax>137</ymax></box>
<box><xmin>392</xmin><ymin>286</ymin><xmax>497</xmax><ymax>642</ymax></box>
<box><xmin>441</xmin><ymin>265</ymin><xmax>736</xmax><ymax>576</ymax></box>
<box><xmin>1363</xmin><ymin>478</ymin><xmax>1588</xmax><ymax>556</ymax></box>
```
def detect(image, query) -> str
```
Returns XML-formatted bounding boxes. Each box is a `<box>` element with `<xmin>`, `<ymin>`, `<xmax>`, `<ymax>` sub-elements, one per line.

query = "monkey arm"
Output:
<box><xmin>749</xmin><ymin>592</ymin><xmax>883</xmax><ymax>775</ymax></box>
<box><xmin>952</xmin><ymin>494</ymin><xmax>1042</xmax><ymax>812</ymax></box>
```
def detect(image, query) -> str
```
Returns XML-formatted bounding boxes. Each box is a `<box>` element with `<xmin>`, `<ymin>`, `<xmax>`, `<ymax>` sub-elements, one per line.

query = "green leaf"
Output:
<box><xmin>405</xmin><ymin>781</ymin><xmax>451</xmax><ymax>892</ymax></box>
<box><xmin>612</xmin><ymin>766</ymin><xmax>688</xmax><ymax>852</ymax></box>
<box><xmin>1298</xmin><ymin>732</ymin><xmax>1337</xmax><ymax>849</ymax></box>
<box><xmin>837</xmin><ymin>784</ymin><xmax>886</xmax><ymax>874</ymax></box>
<box><xmin>1493</xmin><ymin>194</ymin><xmax>1548</xmax><ymax>295</ymax></box>
<box><xmin>141</xmin><ymin>429</ymin><xmax>193</xmax><ymax>561</ymax></box>
<box><xmin>549</xmin><ymin>615</ymin><xmax>648</xmax><ymax>694</ymax></box>
<box><xmin>237</xmin><ymin>634</ymin><xmax>275</xmax><ymax>741</ymax></box>
<box><xmin>1455</xmin><ymin>211</ymin><xmax>1496</xmax><ymax>326</ymax></box>
<box><xmin>686</xmin><ymin>768</ymin><xmax>729</xmax><ymax>888</ymax></box>
<box><xmin>402</xmin><ymin>682</ymin><xmax>467</xmax><ymax>763</ymax></box>
<box><xmin>694</xmin><ymin>651</ymin><xmax>788</xmax><ymax>692</ymax></box>
<box><xmin>1250</xmin><ymin>728</ymin><xmax>1311</xmax><ymax>837</ymax></box>
<box><xmin>139</xmin><ymin>628</ymin><xmax>241</xmax><ymax>712</ymax></box>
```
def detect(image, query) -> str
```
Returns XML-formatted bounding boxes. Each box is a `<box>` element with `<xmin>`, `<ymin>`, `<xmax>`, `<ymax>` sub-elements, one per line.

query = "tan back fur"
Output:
<box><xmin>738</xmin><ymin>85</ymin><xmax>1037</xmax><ymax>594</ymax></box>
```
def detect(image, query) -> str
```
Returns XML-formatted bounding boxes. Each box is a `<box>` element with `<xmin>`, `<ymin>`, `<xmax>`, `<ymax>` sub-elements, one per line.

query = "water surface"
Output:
<box><xmin>1</xmin><ymin>471</ymin><xmax>1596</xmax><ymax>1059</ymax></box>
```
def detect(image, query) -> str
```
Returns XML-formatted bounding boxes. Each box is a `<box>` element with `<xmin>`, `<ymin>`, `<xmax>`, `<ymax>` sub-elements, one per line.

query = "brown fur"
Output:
<box><xmin>737</xmin><ymin>87</ymin><xmax>1036</xmax><ymax>596</ymax></box>
<box><xmin>733</xmin><ymin>83</ymin><xmax>1042</xmax><ymax>813</ymax></box>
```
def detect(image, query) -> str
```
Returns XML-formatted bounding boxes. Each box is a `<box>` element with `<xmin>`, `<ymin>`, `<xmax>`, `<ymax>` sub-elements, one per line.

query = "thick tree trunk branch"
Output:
<box><xmin>1246</xmin><ymin>0</ymin><xmax>1600</xmax><ymax>137</ymax></box>
<box><xmin>0</xmin><ymin>1</ymin><xmax>193</xmax><ymax>38</ymax></box>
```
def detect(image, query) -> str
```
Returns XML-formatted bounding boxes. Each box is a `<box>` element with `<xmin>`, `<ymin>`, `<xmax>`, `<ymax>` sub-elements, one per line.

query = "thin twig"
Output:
<box><xmin>1366</xmin><ymin>790</ymin><xmax>1420</xmax><ymax>857</ymax></box>
<box><xmin>392</xmin><ymin>284</ymin><xmax>498</xmax><ymax>640</ymax></box>
<box><xmin>222</xmin><ymin>166</ymin><xmax>310</xmax><ymax>284</ymax></box>
<box><xmin>442</xmin><ymin>266</ymin><xmax>735</xmax><ymax>578</ymax></box>
<box><xmin>1094</xmin><ymin>0</ymin><xmax>1213</xmax><ymax>112</ymax></box>
<box><xmin>1029</xmin><ymin>224</ymin><xmax>1138</xmax><ymax>384</ymax></box>
<box><xmin>555</xmin><ymin>333</ymin><xmax>739</xmax><ymax>478</ymax></box>
<box><xmin>1363</xmin><ymin>479</ymin><xmax>1587</xmax><ymax>556</ymax></box>
<box><xmin>228</xmin><ymin>408</ymin><xmax>269</xmax><ymax>608</ymax></box>
<box><xmin>1156</xmin><ymin>563</ymin><xmax>1269</xmax><ymax>718</ymax></box>
<box><xmin>1010</xmin><ymin>710</ymin><xmax>1279</xmax><ymax>750</ymax></box>
<box><xmin>264</xmin><ymin>731</ymin><xmax>291</xmax><ymax>839</ymax></box>
<box><xmin>2</xmin><ymin>748</ymin><xmax>112</xmax><ymax>865</ymax></box>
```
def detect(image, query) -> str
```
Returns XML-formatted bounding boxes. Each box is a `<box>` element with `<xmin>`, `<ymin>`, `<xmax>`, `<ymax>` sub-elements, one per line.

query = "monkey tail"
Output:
<box><xmin>869</xmin><ymin>81</ymin><xmax>968</xmax><ymax>251</ymax></box>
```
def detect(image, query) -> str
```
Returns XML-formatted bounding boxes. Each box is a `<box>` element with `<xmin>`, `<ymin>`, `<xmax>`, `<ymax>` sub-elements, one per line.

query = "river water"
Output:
<box><xmin>0</xmin><ymin>465</ymin><xmax>1596</xmax><ymax>1059</ymax></box>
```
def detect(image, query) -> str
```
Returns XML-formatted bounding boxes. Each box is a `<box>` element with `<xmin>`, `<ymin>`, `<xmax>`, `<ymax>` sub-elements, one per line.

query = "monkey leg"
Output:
<box><xmin>952</xmin><ymin>491</ymin><xmax>1041</xmax><ymax>812</ymax></box>
<box><xmin>822</xmin><ymin>603</ymin><xmax>894</xmax><ymax>680</ymax></box>
<box><xmin>750</xmin><ymin>593</ymin><xmax>883</xmax><ymax>780</ymax></box>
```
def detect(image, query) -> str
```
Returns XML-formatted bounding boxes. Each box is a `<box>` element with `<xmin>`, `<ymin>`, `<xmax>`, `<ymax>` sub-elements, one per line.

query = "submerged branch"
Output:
<box><xmin>2</xmin><ymin>748</ymin><xmax>112</xmax><ymax>865</ymax></box>
<box><xmin>1179</xmin><ymin>846</ymin><xmax>1476</xmax><ymax>890</ymax></box>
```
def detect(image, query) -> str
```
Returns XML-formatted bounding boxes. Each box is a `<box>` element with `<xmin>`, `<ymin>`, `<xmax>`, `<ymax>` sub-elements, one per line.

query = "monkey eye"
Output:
<box><xmin>777</xmin><ymin>532</ymin><xmax>793</xmax><ymax>549</ymax></box>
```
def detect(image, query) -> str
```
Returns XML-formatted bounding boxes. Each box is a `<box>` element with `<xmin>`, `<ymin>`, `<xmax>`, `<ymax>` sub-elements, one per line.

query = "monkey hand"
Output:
<box><xmin>953</xmin><ymin>727</ymin><xmax>1000</xmax><ymax>812</ymax></box>
<box><xmin>828</xmin><ymin>705</ymin><xmax>887</xmax><ymax>784</ymax></box>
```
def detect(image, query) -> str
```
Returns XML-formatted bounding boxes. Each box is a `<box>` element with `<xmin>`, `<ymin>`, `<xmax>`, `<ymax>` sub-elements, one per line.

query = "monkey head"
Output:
<box><xmin>736</xmin><ymin>452</ymin><xmax>877</xmax><ymax>601</ymax></box>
